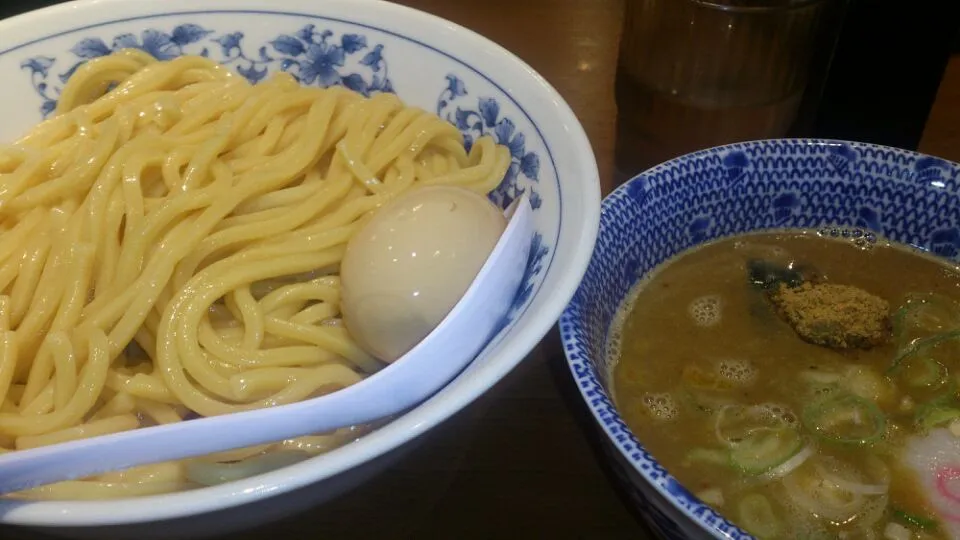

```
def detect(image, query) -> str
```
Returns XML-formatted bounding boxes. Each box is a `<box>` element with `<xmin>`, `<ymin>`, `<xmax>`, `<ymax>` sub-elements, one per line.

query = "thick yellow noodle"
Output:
<box><xmin>0</xmin><ymin>50</ymin><xmax>511</xmax><ymax>499</ymax></box>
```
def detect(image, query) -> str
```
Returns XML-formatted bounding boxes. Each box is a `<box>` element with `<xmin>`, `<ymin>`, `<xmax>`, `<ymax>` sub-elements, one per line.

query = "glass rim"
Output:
<box><xmin>691</xmin><ymin>0</ymin><xmax>831</xmax><ymax>13</ymax></box>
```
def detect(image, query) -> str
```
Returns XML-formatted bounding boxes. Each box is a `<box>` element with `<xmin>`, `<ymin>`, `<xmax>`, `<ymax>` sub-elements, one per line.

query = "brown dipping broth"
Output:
<box><xmin>611</xmin><ymin>230</ymin><xmax>960</xmax><ymax>539</ymax></box>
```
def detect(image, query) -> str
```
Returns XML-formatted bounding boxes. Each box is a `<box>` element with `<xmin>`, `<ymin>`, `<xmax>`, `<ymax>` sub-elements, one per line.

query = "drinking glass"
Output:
<box><xmin>615</xmin><ymin>0</ymin><xmax>844</xmax><ymax>179</ymax></box>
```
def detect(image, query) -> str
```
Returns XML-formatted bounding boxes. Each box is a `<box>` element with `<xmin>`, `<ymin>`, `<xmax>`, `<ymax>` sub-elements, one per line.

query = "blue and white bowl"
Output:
<box><xmin>0</xmin><ymin>0</ymin><xmax>600</xmax><ymax>536</ymax></box>
<box><xmin>559</xmin><ymin>139</ymin><xmax>960</xmax><ymax>539</ymax></box>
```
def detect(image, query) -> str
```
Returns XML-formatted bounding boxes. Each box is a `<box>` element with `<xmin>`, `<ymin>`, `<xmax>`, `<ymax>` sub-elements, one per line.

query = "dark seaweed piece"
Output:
<box><xmin>747</xmin><ymin>259</ymin><xmax>808</xmax><ymax>290</ymax></box>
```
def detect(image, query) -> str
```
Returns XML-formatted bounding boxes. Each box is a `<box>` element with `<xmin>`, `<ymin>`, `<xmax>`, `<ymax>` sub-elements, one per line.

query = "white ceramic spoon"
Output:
<box><xmin>0</xmin><ymin>194</ymin><xmax>534</xmax><ymax>495</ymax></box>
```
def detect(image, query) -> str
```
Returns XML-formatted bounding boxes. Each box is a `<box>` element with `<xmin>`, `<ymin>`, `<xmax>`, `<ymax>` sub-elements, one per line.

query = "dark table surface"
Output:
<box><xmin>1</xmin><ymin>1</ymin><xmax>960</xmax><ymax>539</ymax></box>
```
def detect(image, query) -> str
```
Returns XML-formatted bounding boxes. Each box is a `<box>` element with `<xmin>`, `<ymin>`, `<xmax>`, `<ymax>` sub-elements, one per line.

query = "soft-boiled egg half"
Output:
<box><xmin>340</xmin><ymin>185</ymin><xmax>507</xmax><ymax>362</ymax></box>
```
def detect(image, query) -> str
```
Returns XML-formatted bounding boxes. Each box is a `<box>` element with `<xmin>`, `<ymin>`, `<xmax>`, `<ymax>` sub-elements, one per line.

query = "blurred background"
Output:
<box><xmin>1</xmin><ymin>0</ymin><xmax>958</xmax><ymax>539</ymax></box>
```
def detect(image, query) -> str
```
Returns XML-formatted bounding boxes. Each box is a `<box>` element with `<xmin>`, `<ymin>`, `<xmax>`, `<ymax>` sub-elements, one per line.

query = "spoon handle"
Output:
<box><xmin>0</xmin><ymin>385</ymin><xmax>386</xmax><ymax>494</ymax></box>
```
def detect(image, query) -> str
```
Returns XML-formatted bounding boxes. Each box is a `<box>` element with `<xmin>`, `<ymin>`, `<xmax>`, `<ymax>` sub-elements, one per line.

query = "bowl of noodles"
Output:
<box><xmin>0</xmin><ymin>0</ymin><xmax>599</xmax><ymax>536</ymax></box>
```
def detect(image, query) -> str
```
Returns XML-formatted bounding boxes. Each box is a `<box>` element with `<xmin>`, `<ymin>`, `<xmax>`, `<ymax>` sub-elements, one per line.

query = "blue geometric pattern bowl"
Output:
<box><xmin>559</xmin><ymin>139</ymin><xmax>960</xmax><ymax>539</ymax></box>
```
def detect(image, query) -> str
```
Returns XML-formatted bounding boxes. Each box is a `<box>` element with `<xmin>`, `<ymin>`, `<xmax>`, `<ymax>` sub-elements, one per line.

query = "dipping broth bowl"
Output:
<box><xmin>0</xmin><ymin>0</ymin><xmax>600</xmax><ymax>537</ymax></box>
<box><xmin>559</xmin><ymin>139</ymin><xmax>960</xmax><ymax>539</ymax></box>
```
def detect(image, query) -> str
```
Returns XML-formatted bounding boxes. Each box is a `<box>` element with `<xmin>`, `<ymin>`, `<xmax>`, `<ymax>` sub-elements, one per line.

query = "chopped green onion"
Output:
<box><xmin>802</xmin><ymin>393</ymin><xmax>886</xmax><ymax>446</ymax></box>
<box><xmin>782</xmin><ymin>458</ymin><xmax>869</xmax><ymax>525</ymax></box>
<box><xmin>759</xmin><ymin>443</ymin><xmax>814</xmax><ymax>482</ymax></box>
<box><xmin>889</xmin><ymin>329</ymin><xmax>960</xmax><ymax>374</ymax></box>
<box><xmin>915</xmin><ymin>404</ymin><xmax>960</xmax><ymax>431</ymax></box>
<box><xmin>892</xmin><ymin>508</ymin><xmax>939</xmax><ymax>531</ymax></box>
<box><xmin>898</xmin><ymin>356</ymin><xmax>949</xmax><ymax>389</ymax></box>
<box><xmin>890</xmin><ymin>293</ymin><xmax>960</xmax><ymax>374</ymax></box>
<box><xmin>714</xmin><ymin>404</ymin><xmax>796</xmax><ymax>447</ymax></box>
<box><xmin>893</xmin><ymin>292</ymin><xmax>960</xmax><ymax>344</ymax></box>
<box><xmin>729</xmin><ymin>427</ymin><xmax>803</xmax><ymax>475</ymax></box>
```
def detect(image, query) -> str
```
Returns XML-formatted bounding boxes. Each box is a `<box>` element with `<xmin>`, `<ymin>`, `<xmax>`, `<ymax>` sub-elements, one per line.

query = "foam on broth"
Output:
<box><xmin>608</xmin><ymin>229</ymin><xmax>960</xmax><ymax>539</ymax></box>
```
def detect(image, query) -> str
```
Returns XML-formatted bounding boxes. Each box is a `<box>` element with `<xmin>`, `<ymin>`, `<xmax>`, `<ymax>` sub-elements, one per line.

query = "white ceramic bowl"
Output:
<box><xmin>0</xmin><ymin>0</ymin><xmax>600</xmax><ymax>537</ymax></box>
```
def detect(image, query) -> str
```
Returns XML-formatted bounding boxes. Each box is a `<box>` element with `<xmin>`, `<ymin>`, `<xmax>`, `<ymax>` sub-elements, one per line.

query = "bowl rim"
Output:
<box><xmin>559</xmin><ymin>137</ymin><xmax>958</xmax><ymax>540</ymax></box>
<box><xmin>0</xmin><ymin>0</ymin><xmax>601</xmax><ymax>526</ymax></box>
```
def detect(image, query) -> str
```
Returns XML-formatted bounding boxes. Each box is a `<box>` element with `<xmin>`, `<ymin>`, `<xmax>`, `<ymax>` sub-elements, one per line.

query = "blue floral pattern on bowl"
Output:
<box><xmin>436</xmin><ymin>74</ymin><xmax>542</xmax><ymax>212</ymax></box>
<box><xmin>432</xmin><ymin>74</ymin><xmax>547</xmax><ymax>319</ymax></box>
<box><xmin>559</xmin><ymin>139</ymin><xmax>960</xmax><ymax>539</ymax></box>
<box><xmin>431</xmin><ymin>80</ymin><xmax>546</xmax><ymax>325</ymax></box>
<box><xmin>18</xmin><ymin>20</ymin><xmax>549</xmax><ymax>346</ymax></box>
<box><xmin>20</xmin><ymin>23</ymin><xmax>395</xmax><ymax>117</ymax></box>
